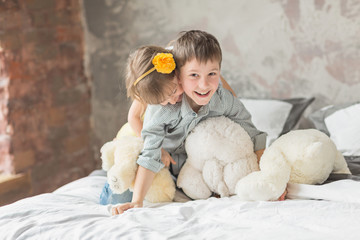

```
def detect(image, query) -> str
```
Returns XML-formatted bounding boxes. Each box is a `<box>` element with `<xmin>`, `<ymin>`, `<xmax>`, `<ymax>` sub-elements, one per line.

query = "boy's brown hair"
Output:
<box><xmin>126</xmin><ymin>46</ymin><xmax>176</xmax><ymax>105</ymax></box>
<box><xmin>172</xmin><ymin>30</ymin><xmax>222</xmax><ymax>70</ymax></box>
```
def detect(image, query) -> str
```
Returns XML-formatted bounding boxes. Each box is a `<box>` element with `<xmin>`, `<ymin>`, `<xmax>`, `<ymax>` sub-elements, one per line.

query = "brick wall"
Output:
<box><xmin>0</xmin><ymin>0</ymin><xmax>95</xmax><ymax>205</ymax></box>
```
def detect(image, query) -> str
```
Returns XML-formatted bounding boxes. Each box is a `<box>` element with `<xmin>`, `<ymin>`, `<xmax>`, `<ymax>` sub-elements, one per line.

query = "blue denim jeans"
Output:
<box><xmin>99</xmin><ymin>182</ymin><xmax>133</xmax><ymax>205</ymax></box>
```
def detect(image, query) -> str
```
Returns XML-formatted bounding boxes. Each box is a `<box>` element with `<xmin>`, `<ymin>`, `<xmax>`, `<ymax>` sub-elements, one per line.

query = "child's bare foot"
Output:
<box><xmin>278</xmin><ymin>190</ymin><xmax>287</xmax><ymax>201</ymax></box>
<box><xmin>212</xmin><ymin>192</ymin><xmax>220</xmax><ymax>198</ymax></box>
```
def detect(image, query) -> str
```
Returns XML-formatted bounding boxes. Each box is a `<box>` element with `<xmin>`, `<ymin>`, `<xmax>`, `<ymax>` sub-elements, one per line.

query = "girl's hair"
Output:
<box><xmin>172</xmin><ymin>30</ymin><xmax>222</xmax><ymax>70</ymax></box>
<box><xmin>126</xmin><ymin>46</ymin><xmax>176</xmax><ymax>105</ymax></box>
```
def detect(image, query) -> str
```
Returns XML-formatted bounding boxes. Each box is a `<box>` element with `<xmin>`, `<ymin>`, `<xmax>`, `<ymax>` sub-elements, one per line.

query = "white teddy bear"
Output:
<box><xmin>235</xmin><ymin>129</ymin><xmax>351</xmax><ymax>201</ymax></box>
<box><xmin>177</xmin><ymin>116</ymin><xmax>259</xmax><ymax>199</ymax></box>
<box><xmin>100</xmin><ymin>135</ymin><xmax>176</xmax><ymax>203</ymax></box>
<box><xmin>101</xmin><ymin>115</ymin><xmax>350</xmax><ymax>203</ymax></box>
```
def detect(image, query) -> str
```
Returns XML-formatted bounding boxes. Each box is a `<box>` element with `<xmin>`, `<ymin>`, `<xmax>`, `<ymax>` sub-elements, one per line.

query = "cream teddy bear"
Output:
<box><xmin>100</xmin><ymin>135</ymin><xmax>176</xmax><ymax>203</ymax></box>
<box><xmin>235</xmin><ymin>129</ymin><xmax>351</xmax><ymax>201</ymax></box>
<box><xmin>177</xmin><ymin>116</ymin><xmax>259</xmax><ymax>199</ymax></box>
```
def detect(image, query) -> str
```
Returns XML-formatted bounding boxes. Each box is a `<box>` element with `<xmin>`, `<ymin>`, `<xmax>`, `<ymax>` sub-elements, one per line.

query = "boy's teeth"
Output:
<box><xmin>196</xmin><ymin>91</ymin><xmax>208</xmax><ymax>95</ymax></box>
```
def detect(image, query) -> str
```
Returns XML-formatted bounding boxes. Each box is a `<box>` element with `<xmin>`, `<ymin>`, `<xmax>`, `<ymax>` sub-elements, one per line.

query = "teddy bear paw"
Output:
<box><xmin>218</xmin><ymin>182</ymin><xmax>230</xmax><ymax>198</ymax></box>
<box><xmin>235</xmin><ymin>171</ymin><xmax>286</xmax><ymax>201</ymax></box>
<box><xmin>107</xmin><ymin>174</ymin><xmax>129</xmax><ymax>194</ymax></box>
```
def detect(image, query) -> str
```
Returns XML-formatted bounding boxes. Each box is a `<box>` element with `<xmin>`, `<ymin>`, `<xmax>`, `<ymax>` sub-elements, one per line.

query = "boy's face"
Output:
<box><xmin>179</xmin><ymin>58</ymin><xmax>220</xmax><ymax>111</ymax></box>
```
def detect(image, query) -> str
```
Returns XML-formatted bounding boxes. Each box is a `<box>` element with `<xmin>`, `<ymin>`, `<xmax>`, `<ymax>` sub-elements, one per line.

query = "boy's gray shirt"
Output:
<box><xmin>137</xmin><ymin>85</ymin><xmax>267</xmax><ymax>176</ymax></box>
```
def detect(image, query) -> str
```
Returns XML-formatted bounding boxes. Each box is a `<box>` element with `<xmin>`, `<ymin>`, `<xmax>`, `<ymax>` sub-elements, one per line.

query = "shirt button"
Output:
<box><xmin>192</xmin><ymin>112</ymin><xmax>197</xmax><ymax>117</ymax></box>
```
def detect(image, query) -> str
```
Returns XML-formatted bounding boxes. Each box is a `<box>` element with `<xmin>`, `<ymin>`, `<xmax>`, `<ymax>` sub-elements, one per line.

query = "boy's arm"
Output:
<box><xmin>128</xmin><ymin>100</ymin><xmax>146</xmax><ymax>137</ymax></box>
<box><xmin>112</xmin><ymin>166</ymin><xmax>155</xmax><ymax>215</ymax></box>
<box><xmin>220</xmin><ymin>88</ymin><xmax>267</xmax><ymax>152</ymax></box>
<box><xmin>220</xmin><ymin>75</ymin><xmax>236</xmax><ymax>97</ymax></box>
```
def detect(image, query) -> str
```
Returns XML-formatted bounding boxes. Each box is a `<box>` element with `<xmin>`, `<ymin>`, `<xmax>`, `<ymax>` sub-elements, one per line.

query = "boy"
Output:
<box><xmin>112</xmin><ymin>30</ymin><xmax>267</xmax><ymax>215</ymax></box>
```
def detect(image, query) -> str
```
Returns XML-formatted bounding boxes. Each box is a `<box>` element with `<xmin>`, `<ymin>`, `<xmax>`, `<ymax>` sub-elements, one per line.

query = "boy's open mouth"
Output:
<box><xmin>195</xmin><ymin>91</ymin><xmax>210</xmax><ymax>97</ymax></box>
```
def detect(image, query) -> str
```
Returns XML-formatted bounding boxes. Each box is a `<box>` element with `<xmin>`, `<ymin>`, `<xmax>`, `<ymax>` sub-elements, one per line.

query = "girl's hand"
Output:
<box><xmin>111</xmin><ymin>201</ymin><xmax>143</xmax><ymax>215</ymax></box>
<box><xmin>161</xmin><ymin>148</ymin><xmax>176</xmax><ymax>167</ymax></box>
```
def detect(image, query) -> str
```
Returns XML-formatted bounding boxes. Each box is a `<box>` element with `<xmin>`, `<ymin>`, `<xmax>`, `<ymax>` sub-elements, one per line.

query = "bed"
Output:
<box><xmin>1</xmin><ymin>99</ymin><xmax>360</xmax><ymax>240</ymax></box>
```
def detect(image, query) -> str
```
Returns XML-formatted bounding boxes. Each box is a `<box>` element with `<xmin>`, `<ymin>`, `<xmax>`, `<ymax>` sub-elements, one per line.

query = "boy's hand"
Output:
<box><xmin>255</xmin><ymin>149</ymin><xmax>265</xmax><ymax>164</ymax></box>
<box><xmin>111</xmin><ymin>201</ymin><xmax>143</xmax><ymax>215</ymax></box>
<box><xmin>161</xmin><ymin>148</ymin><xmax>176</xmax><ymax>167</ymax></box>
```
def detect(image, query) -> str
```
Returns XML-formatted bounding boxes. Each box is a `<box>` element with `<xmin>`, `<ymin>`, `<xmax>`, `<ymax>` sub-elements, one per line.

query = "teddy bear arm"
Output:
<box><xmin>106</xmin><ymin>136</ymin><xmax>143</xmax><ymax>194</ymax></box>
<box><xmin>100</xmin><ymin>141</ymin><xmax>117</xmax><ymax>171</ymax></box>
<box><xmin>107</xmin><ymin>164</ymin><xmax>137</xmax><ymax>194</ymax></box>
<box><xmin>235</xmin><ymin>171</ymin><xmax>289</xmax><ymax>201</ymax></box>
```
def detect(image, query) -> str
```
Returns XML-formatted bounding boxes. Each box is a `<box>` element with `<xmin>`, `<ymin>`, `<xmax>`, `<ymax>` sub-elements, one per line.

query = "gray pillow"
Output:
<box><xmin>280</xmin><ymin>97</ymin><xmax>315</xmax><ymax>135</ymax></box>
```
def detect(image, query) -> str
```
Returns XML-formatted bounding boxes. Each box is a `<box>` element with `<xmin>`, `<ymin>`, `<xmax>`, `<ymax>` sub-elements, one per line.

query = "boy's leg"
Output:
<box><xmin>99</xmin><ymin>182</ymin><xmax>133</xmax><ymax>205</ymax></box>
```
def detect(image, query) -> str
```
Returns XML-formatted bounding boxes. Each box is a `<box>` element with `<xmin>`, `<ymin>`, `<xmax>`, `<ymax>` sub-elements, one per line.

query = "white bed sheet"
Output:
<box><xmin>1</xmin><ymin>172</ymin><xmax>360</xmax><ymax>240</ymax></box>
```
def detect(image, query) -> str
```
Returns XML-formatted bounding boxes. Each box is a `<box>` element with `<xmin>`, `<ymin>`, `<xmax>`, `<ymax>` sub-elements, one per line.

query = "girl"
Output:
<box><xmin>117</xmin><ymin>46</ymin><xmax>185</xmax><ymax>139</ymax></box>
<box><xmin>100</xmin><ymin>45</ymin><xmax>183</xmax><ymax>205</ymax></box>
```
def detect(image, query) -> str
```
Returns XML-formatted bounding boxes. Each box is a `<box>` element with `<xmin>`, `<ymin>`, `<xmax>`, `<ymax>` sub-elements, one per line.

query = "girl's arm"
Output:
<box><xmin>220</xmin><ymin>75</ymin><xmax>237</xmax><ymax>97</ymax></box>
<box><xmin>128</xmin><ymin>100</ymin><xmax>146</xmax><ymax>137</ymax></box>
<box><xmin>111</xmin><ymin>166</ymin><xmax>155</xmax><ymax>215</ymax></box>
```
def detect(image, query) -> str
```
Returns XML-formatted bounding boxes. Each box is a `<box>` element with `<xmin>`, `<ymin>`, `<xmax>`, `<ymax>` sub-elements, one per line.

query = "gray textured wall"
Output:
<box><xmin>82</xmin><ymin>0</ymin><xmax>360</xmax><ymax>157</ymax></box>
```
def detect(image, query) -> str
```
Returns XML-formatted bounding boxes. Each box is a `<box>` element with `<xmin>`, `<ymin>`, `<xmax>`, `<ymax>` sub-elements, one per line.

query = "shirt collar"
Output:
<box><xmin>180</xmin><ymin>94</ymin><xmax>211</xmax><ymax>118</ymax></box>
<box><xmin>180</xmin><ymin>95</ymin><xmax>195</xmax><ymax>118</ymax></box>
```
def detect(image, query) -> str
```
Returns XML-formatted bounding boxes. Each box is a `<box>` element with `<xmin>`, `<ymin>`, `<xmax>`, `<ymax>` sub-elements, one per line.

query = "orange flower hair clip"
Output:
<box><xmin>133</xmin><ymin>53</ymin><xmax>176</xmax><ymax>86</ymax></box>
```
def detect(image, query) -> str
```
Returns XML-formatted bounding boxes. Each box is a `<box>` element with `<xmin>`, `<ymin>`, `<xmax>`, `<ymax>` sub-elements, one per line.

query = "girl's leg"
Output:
<box><xmin>99</xmin><ymin>182</ymin><xmax>133</xmax><ymax>205</ymax></box>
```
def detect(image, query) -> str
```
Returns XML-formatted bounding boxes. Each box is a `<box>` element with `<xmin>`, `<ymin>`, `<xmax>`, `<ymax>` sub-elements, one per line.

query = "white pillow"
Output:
<box><xmin>325</xmin><ymin>104</ymin><xmax>360</xmax><ymax>156</ymax></box>
<box><xmin>239</xmin><ymin>97</ymin><xmax>314</xmax><ymax>147</ymax></box>
<box><xmin>240</xmin><ymin>99</ymin><xmax>292</xmax><ymax>147</ymax></box>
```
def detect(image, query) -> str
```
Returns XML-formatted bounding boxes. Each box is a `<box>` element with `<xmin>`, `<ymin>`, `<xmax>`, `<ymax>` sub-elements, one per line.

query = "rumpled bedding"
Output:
<box><xmin>1</xmin><ymin>171</ymin><xmax>360</xmax><ymax>240</ymax></box>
